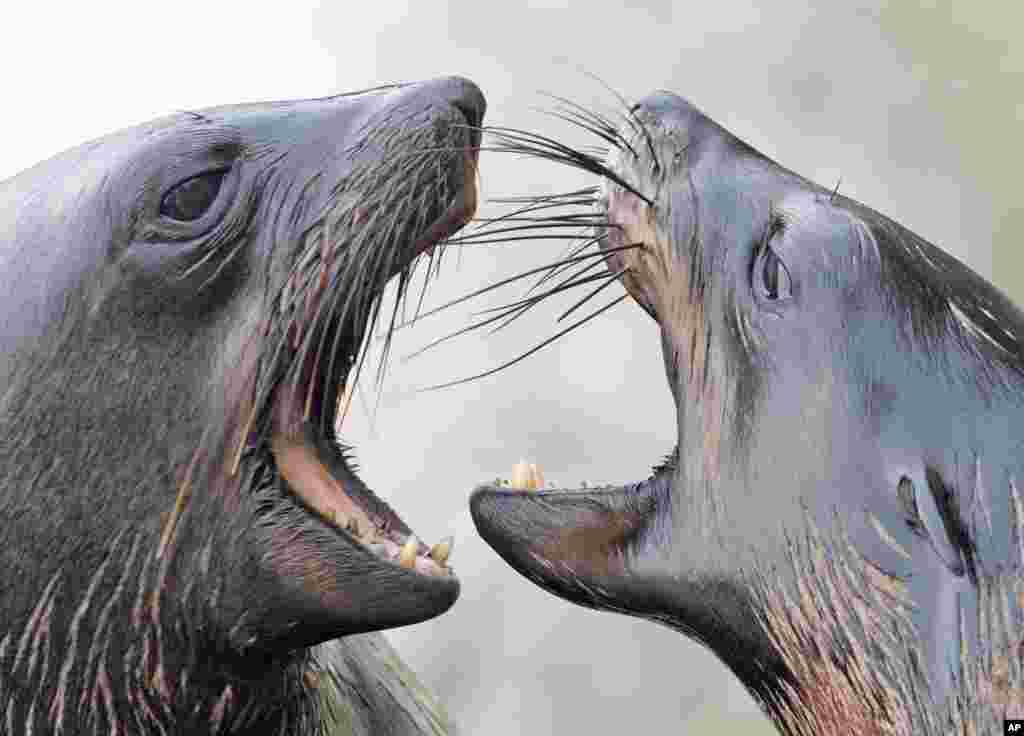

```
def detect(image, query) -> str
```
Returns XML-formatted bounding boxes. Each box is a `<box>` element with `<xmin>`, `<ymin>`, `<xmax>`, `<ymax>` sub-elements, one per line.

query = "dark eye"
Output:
<box><xmin>159</xmin><ymin>170</ymin><xmax>227</xmax><ymax>221</ymax></box>
<box><xmin>759</xmin><ymin>245</ymin><xmax>792</xmax><ymax>300</ymax></box>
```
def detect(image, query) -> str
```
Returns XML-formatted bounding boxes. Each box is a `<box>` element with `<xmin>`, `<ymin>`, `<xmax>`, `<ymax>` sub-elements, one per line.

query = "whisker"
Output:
<box><xmin>489</xmin><ymin>186</ymin><xmax>599</xmax><ymax>205</ymax></box>
<box><xmin>402</xmin><ymin>304</ymin><xmax>526</xmax><ymax>363</ymax></box>
<box><xmin>534</xmin><ymin>106</ymin><xmax>621</xmax><ymax>156</ymax></box>
<box><xmin>387</xmin><ymin>242</ymin><xmax>642</xmax><ymax>330</ymax></box>
<box><xmin>481</xmin><ymin>126</ymin><xmax>653</xmax><ymax>206</ymax></box>
<box><xmin>475</xmin><ymin>263</ymin><xmax>612</xmax><ymax>317</ymax></box>
<box><xmin>484</xmin><ymin>300</ymin><xmax>536</xmax><ymax>336</ymax></box>
<box><xmin>541</xmin><ymin>89</ymin><xmax>638</xmax><ymax>151</ymax></box>
<box><xmin>482</xmin><ymin>260</ymin><xmax>615</xmax><ymax>335</ymax></box>
<box><xmin>422</xmin><ymin>295</ymin><xmax>628</xmax><ymax>391</ymax></box>
<box><xmin>575</xmin><ymin>69</ymin><xmax>657</xmax><ymax>163</ymax></box>
<box><xmin>536</xmin><ymin>91</ymin><xmax>641</xmax><ymax>161</ymax></box>
<box><xmin>472</xmin><ymin>270</ymin><xmax>611</xmax><ymax>341</ymax></box>
<box><xmin>525</xmin><ymin>234</ymin><xmax>606</xmax><ymax>295</ymax></box>
<box><xmin>557</xmin><ymin>266</ymin><xmax>628</xmax><ymax>323</ymax></box>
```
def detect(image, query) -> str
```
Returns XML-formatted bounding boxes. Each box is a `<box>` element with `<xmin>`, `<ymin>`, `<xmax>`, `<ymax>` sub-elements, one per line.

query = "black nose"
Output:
<box><xmin>630</xmin><ymin>91</ymin><xmax>722</xmax><ymax>146</ymax></box>
<box><xmin>631</xmin><ymin>91</ymin><xmax>699</xmax><ymax>122</ymax></box>
<box><xmin>427</xmin><ymin>75</ymin><xmax>487</xmax><ymax>130</ymax></box>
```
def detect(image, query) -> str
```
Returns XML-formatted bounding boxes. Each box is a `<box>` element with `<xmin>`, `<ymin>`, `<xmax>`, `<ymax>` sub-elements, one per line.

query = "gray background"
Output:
<box><xmin>2</xmin><ymin>2</ymin><xmax>1020</xmax><ymax>733</ymax></box>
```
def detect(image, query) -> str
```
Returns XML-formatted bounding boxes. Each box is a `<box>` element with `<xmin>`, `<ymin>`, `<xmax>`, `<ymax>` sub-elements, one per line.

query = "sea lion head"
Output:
<box><xmin>0</xmin><ymin>76</ymin><xmax>483</xmax><ymax>727</ymax></box>
<box><xmin>472</xmin><ymin>91</ymin><xmax>1024</xmax><ymax>729</ymax></box>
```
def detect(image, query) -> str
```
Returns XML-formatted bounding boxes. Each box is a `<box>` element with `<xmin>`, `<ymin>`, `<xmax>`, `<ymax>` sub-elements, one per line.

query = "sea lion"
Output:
<box><xmin>471</xmin><ymin>92</ymin><xmax>1024</xmax><ymax>733</ymax></box>
<box><xmin>0</xmin><ymin>76</ymin><xmax>484</xmax><ymax>735</ymax></box>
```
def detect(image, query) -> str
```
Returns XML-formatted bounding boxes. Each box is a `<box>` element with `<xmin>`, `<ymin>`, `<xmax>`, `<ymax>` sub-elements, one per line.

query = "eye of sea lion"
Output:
<box><xmin>751</xmin><ymin>213</ymin><xmax>794</xmax><ymax>303</ymax></box>
<box><xmin>757</xmin><ymin>245</ymin><xmax>791</xmax><ymax>301</ymax></box>
<box><xmin>159</xmin><ymin>169</ymin><xmax>228</xmax><ymax>221</ymax></box>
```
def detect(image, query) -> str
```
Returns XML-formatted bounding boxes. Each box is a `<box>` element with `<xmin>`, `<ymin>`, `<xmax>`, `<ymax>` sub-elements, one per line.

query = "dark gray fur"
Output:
<box><xmin>0</xmin><ymin>77</ymin><xmax>483</xmax><ymax>735</ymax></box>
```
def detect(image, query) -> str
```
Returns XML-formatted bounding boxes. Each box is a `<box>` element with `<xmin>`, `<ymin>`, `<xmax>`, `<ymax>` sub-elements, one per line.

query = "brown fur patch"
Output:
<box><xmin>753</xmin><ymin>514</ymin><xmax>1024</xmax><ymax>735</ymax></box>
<box><xmin>270</xmin><ymin>533</ymin><xmax>338</xmax><ymax>596</ymax></box>
<box><xmin>540</xmin><ymin>509</ymin><xmax>642</xmax><ymax>577</ymax></box>
<box><xmin>613</xmin><ymin>201</ymin><xmax>722</xmax><ymax>483</ymax></box>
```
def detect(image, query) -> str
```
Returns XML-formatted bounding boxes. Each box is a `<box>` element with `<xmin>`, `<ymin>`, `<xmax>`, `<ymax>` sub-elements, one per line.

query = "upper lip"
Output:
<box><xmin>262</xmin><ymin>100</ymin><xmax>483</xmax><ymax>582</ymax></box>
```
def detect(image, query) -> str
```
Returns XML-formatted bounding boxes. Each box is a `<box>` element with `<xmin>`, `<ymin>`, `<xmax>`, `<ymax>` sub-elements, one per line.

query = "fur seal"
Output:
<box><xmin>472</xmin><ymin>92</ymin><xmax>1024</xmax><ymax>733</ymax></box>
<box><xmin>0</xmin><ymin>76</ymin><xmax>483</xmax><ymax>734</ymax></box>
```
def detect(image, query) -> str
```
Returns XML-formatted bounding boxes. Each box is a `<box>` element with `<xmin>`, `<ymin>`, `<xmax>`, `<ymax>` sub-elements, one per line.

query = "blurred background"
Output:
<box><xmin>2</xmin><ymin>2</ymin><xmax>1020</xmax><ymax>733</ymax></box>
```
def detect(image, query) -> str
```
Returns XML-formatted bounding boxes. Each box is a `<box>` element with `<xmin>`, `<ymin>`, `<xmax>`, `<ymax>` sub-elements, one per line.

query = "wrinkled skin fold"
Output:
<box><xmin>473</xmin><ymin>92</ymin><xmax>1024</xmax><ymax>733</ymax></box>
<box><xmin>0</xmin><ymin>76</ymin><xmax>484</xmax><ymax>734</ymax></box>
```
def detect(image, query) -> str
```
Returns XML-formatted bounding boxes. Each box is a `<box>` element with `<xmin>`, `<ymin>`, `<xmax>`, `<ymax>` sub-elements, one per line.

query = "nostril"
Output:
<box><xmin>453</xmin><ymin>100</ymin><xmax>481</xmax><ymax>130</ymax></box>
<box><xmin>441</xmin><ymin>76</ymin><xmax>486</xmax><ymax>130</ymax></box>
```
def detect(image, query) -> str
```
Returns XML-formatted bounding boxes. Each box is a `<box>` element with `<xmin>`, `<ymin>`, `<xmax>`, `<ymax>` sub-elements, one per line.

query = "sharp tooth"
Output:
<box><xmin>511</xmin><ymin>459</ymin><xmax>544</xmax><ymax>491</ymax></box>
<box><xmin>430</xmin><ymin>536</ymin><xmax>453</xmax><ymax>566</ymax></box>
<box><xmin>346</xmin><ymin>517</ymin><xmax>361</xmax><ymax>538</ymax></box>
<box><xmin>398</xmin><ymin>535</ymin><xmax>418</xmax><ymax>569</ymax></box>
<box><xmin>511</xmin><ymin>460</ymin><xmax>529</xmax><ymax>490</ymax></box>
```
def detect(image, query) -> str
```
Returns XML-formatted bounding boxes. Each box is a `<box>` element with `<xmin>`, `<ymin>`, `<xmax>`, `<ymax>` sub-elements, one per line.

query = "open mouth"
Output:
<box><xmin>465</xmin><ymin>121</ymin><xmax>675</xmax><ymax>612</ymax></box>
<box><xmin>257</xmin><ymin>103</ymin><xmax>482</xmax><ymax>591</ymax></box>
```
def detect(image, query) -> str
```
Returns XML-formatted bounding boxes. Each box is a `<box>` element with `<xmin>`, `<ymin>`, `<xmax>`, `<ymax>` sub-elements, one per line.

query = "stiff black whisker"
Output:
<box><xmin>421</xmin><ymin>295</ymin><xmax>628</xmax><ymax>391</ymax></box>
<box><xmin>325</xmin><ymin>258</ymin><xmax>376</xmax><ymax>420</ymax></box>
<box><xmin>467</xmin><ymin>204</ymin><xmax>597</xmax><ymax>232</ymax></box>
<box><xmin>631</xmin><ymin>108</ymin><xmax>658</xmax><ymax>169</ymax></box>
<box><xmin>536</xmin><ymin>92</ymin><xmax>641</xmax><ymax>162</ymax></box>
<box><xmin>455</xmin><ymin>195</ymin><xmax>612</xmax><ymax>241</ymax></box>
<box><xmin>480</xmin><ymin>264</ymin><xmax>615</xmax><ymax>337</ymax></box>
<box><xmin>472</xmin><ymin>212</ymin><xmax>603</xmax><ymax>224</ymax></box>
<box><xmin>557</xmin><ymin>266</ymin><xmax>628</xmax><ymax>323</ymax></box>
<box><xmin>402</xmin><ymin>302</ymin><xmax>527</xmax><ymax>363</ymax></box>
<box><xmin>410</xmin><ymin>248</ymin><xmax>437</xmax><ymax>324</ymax></box>
<box><xmin>474</xmin><ymin>267</ymin><xmax>614</xmax><ymax>318</ymax></box>
<box><xmin>573</xmin><ymin>69</ymin><xmax>650</xmax><ymax>151</ymax></box>
<box><xmin>482</xmin><ymin>135</ymin><xmax>601</xmax><ymax>172</ymax></box>
<box><xmin>544</xmin><ymin>94</ymin><xmax>630</xmax><ymax>144</ymax></box>
<box><xmin>445</xmin><ymin>220</ymin><xmax>602</xmax><ymax>244</ymax></box>
<box><xmin>371</xmin><ymin>219</ymin><xmax>410</xmax><ymax>387</ymax></box>
<box><xmin>468</xmin><ymin>216</ymin><xmax>606</xmax><ymax>229</ymax></box>
<box><xmin>541</xmin><ymin>90</ymin><xmax>636</xmax><ymax>152</ymax></box>
<box><xmin>483</xmin><ymin>128</ymin><xmax>652</xmax><ymax>205</ymax></box>
<box><xmin>488</xmin><ymin>185</ymin><xmax>599</xmax><ymax>205</ymax></box>
<box><xmin>481</xmin><ymin>189</ymin><xmax>602</xmax><ymax>215</ymax></box>
<box><xmin>484</xmin><ymin>300</ymin><xmax>537</xmax><ymax>336</ymax></box>
<box><xmin>379</xmin><ymin>242</ymin><xmax>642</xmax><ymax>340</ymax></box>
<box><xmin>399</xmin><ymin>242</ymin><xmax>641</xmax><ymax>324</ymax></box>
<box><xmin>541</xmin><ymin>91</ymin><xmax>624</xmax><ymax>133</ymax></box>
<box><xmin>430</xmin><ymin>239</ymin><xmax>447</xmax><ymax>281</ymax></box>
<box><xmin>377</xmin><ymin>266</ymin><xmax>410</xmax><ymax>388</ymax></box>
<box><xmin>442</xmin><ymin>233</ymin><xmax>602</xmax><ymax>247</ymax></box>
<box><xmin>525</xmin><ymin>234</ymin><xmax>606</xmax><ymax>296</ymax></box>
<box><xmin>830</xmin><ymin>176</ymin><xmax>842</xmax><ymax>204</ymax></box>
<box><xmin>581</xmin><ymin>145</ymin><xmax>611</xmax><ymax>159</ymax></box>
<box><xmin>347</xmin><ymin>307</ymin><xmax>378</xmax><ymax>421</ymax></box>
<box><xmin>535</xmin><ymin>106</ymin><xmax>622</xmax><ymax>156</ymax></box>
<box><xmin>570</xmin><ymin>69</ymin><xmax>656</xmax><ymax>168</ymax></box>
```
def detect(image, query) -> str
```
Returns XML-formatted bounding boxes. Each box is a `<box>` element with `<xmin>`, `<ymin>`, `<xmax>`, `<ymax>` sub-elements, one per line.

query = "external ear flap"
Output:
<box><xmin>899</xmin><ymin>469</ymin><xmax>974</xmax><ymax>581</ymax></box>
